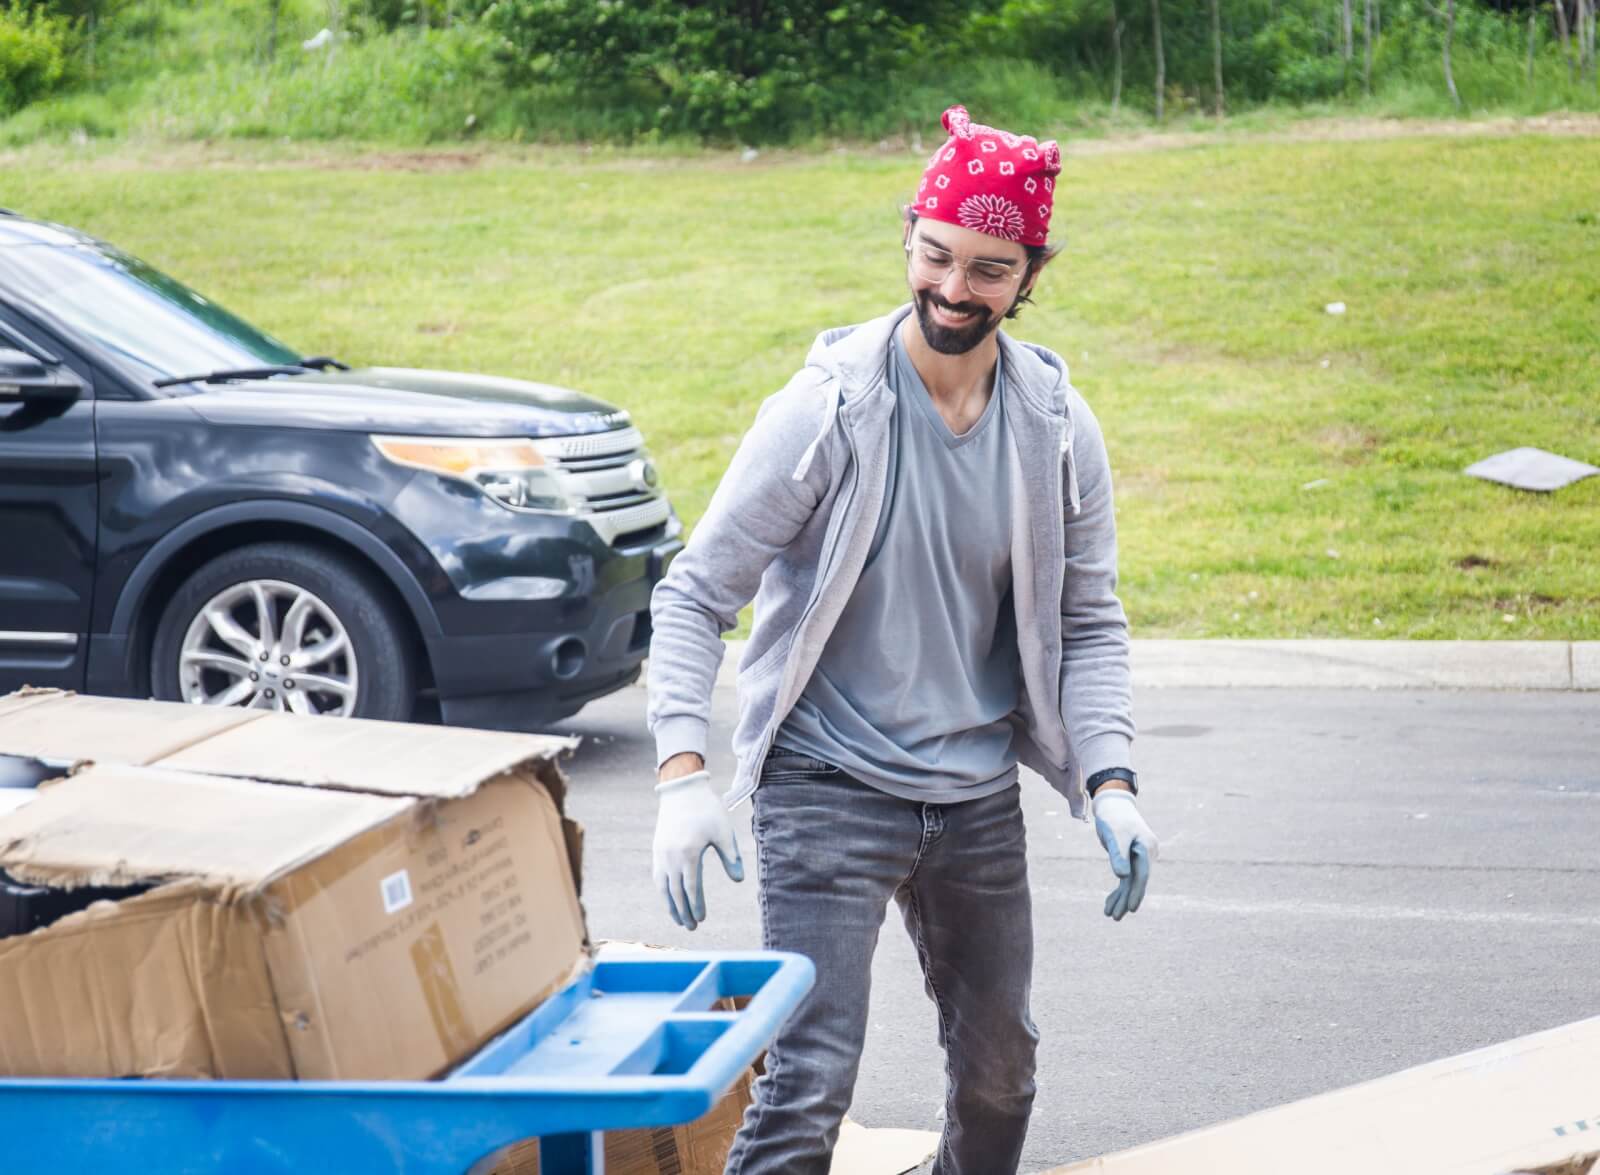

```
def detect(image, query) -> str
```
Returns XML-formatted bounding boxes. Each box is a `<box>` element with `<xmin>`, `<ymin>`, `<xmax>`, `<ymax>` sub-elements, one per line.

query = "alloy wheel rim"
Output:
<box><xmin>177</xmin><ymin>578</ymin><xmax>358</xmax><ymax>715</ymax></box>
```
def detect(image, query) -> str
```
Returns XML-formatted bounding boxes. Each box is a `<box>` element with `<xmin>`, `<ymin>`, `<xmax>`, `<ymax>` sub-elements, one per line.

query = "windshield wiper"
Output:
<box><xmin>153</xmin><ymin>356</ymin><xmax>350</xmax><ymax>389</ymax></box>
<box><xmin>152</xmin><ymin>366</ymin><xmax>312</xmax><ymax>388</ymax></box>
<box><xmin>152</xmin><ymin>365</ymin><xmax>313</xmax><ymax>389</ymax></box>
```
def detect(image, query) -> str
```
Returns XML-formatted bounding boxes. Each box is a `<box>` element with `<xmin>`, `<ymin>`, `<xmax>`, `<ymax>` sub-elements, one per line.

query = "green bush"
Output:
<box><xmin>3</xmin><ymin>0</ymin><xmax>1598</xmax><ymax>147</ymax></box>
<box><xmin>0</xmin><ymin>2</ymin><xmax>74</xmax><ymax>116</ymax></box>
<box><xmin>482</xmin><ymin>0</ymin><xmax>977</xmax><ymax>140</ymax></box>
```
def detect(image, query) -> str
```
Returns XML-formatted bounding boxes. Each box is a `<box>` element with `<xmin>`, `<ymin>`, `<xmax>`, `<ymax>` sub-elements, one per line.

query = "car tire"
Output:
<box><xmin>151</xmin><ymin>541</ymin><xmax>416</xmax><ymax>722</ymax></box>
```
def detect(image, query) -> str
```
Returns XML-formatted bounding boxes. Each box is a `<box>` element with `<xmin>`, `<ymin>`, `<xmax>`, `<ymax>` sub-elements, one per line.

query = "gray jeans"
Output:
<box><xmin>724</xmin><ymin>747</ymin><xmax>1038</xmax><ymax>1175</ymax></box>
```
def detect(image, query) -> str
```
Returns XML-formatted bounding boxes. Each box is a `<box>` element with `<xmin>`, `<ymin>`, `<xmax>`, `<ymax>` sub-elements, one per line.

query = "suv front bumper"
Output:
<box><xmin>424</xmin><ymin>532</ymin><xmax>681</xmax><ymax>730</ymax></box>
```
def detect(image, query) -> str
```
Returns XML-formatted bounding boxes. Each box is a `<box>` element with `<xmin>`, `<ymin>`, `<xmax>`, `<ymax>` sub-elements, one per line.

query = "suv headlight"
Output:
<box><xmin>371</xmin><ymin>435</ymin><xmax>575</xmax><ymax>512</ymax></box>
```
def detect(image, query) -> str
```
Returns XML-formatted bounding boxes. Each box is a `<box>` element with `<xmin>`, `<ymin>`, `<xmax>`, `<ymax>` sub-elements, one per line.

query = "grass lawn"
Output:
<box><xmin>5</xmin><ymin>129</ymin><xmax>1598</xmax><ymax>639</ymax></box>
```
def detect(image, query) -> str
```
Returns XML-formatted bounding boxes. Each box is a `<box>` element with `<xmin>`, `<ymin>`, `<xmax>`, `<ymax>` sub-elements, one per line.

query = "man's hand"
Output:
<box><xmin>652</xmin><ymin>767</ymin><xmax>743</xmax><ymax>930</ymax></box>
<box><xmin>1092</xmin><ymin>787</ymin><xmax>1159</xmax><ymax>921</ymax></box>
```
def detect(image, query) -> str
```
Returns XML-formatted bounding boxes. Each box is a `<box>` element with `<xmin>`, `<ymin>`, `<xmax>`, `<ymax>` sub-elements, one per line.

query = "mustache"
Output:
<box><xmin>921</xmin><ymin>290</ymin><xmax>989</xmax><ymax>318</ymax></box>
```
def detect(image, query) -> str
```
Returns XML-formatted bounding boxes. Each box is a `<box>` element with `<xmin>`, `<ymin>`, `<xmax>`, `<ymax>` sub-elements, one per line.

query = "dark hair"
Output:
<box><xmin>903</xmin><ymin>210</ymin><xmax>1062</xmax><ymax>320</ymax></box>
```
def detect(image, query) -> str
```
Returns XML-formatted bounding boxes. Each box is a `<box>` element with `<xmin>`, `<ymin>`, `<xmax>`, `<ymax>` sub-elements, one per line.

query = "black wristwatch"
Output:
<box><xmin>1085</xmin><ymin>766</ymin><xmax>1139</xmax><ymax>799</ymax></box>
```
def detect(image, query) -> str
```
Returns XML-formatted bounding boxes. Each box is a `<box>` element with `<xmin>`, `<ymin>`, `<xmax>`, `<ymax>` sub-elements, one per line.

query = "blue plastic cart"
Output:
<box><xmin>0</xmin><ymin>950</ymin><xmax>813</xmax><ymax>1175</ymax></box>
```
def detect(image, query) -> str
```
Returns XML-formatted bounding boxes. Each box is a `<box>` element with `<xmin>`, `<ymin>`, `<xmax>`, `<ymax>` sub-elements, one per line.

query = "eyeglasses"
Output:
<box><xmin>905</xmin><ymin>240</ymin><xmax>1025</xmax><ymax>296</ymax></box>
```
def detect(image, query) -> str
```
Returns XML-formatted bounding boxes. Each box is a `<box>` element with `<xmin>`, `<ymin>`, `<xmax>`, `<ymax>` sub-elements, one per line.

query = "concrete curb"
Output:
<box><xmin>638</xmin><ymin>640</ymin><xmax>1600</xmax><ymax>691</ymax></box>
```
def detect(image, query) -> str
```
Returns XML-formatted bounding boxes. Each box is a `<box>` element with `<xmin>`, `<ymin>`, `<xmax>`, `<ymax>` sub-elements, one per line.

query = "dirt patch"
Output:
<box><xmin>1492</xmin><ymin>593</ymin><xmax>1564</xmax><ymax>611</ymax></box>
<box><xmin>1454</xmin><ymin>553</ymin><xmax>1497</xmax><ymax>570</ymax></box>
<box><xmin>1313</xmin><ymin>423</ymin><xmax>1381</xmax><ymax>461</ymax></box>
<box><xmin>1064</xmin><ymin>113</ymin><xmax>1600</xmax><ymax>156</ymax></box>
<box><xmin>9</xmin><ymin>113</ymin><xmax>1599</xmax><ymax>174</ymax></box>
<box><xmin>307</xmin><ymin>150</ymin><xmax>485</xmax><ymax>172</ymax></box>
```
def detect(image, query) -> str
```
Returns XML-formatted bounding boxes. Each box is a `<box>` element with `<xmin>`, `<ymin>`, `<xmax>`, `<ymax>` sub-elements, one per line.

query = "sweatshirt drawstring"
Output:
<box><xmin>1061</xmin><ymin>413</ymin><xmax>1081</xmax><ymax>515</ymax></box>
<box><xmin>792</xmin><ymin>379</ymin><xmax>841</xmax><ymax>482</ymax></box>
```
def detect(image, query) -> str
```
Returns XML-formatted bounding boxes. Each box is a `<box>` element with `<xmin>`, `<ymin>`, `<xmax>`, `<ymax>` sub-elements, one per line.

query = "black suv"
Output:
<box><xmin>0</xmin><ymin>210</ymin><xmax>681</xmax><ymax>729</ymax></box>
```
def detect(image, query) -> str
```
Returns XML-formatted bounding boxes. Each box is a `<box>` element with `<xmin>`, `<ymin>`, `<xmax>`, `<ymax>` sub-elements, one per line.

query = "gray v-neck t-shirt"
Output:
<box><xmin>775</xmin><ymin>331</ymin><xmax>1022</xmax><ymax>803</ymax></box>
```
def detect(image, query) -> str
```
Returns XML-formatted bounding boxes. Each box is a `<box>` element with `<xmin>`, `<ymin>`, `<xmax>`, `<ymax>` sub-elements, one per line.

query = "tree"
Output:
<box><xmin>1580</xmin><ymin>0</ymin><xmax>1593</xmax><ymax>82</ymax></box>
<box><xmin>1442</xmin><ymin>0</ymin><xmax>1460</xmax><ymax>106</ymax></box>
<box><xmin>1421</xmin><ymin>0</ymin><xmax>1461</xmax><ymax>107</ymax></box>
<box><xmin>1211</xmin><ymin>0</ymin><xmax>1224</xmax><ymax>115</ymax></box>
<box><xmin>38</xmin><ymin>0</ymin><xmax>130</xmax><ymax>78</ymax></box>
<box><xmin>268</xmin><ymin>0</ymin><xmax>282</xmax><ymax>60</ymax></box>
<box><xmin>1110</xmin><ymin>0</ymin><xmax>1125</xmax><ymax>112</ymax></box>
<box><xmin>1342</xmin><ymin>0</ymin><xmax>1353</xmax><ymax>62</ymax></box>
<box><xmin>1554</xmin><ymin>0</ymin><xmax>1575</xmax><ymax>80</ymax></box>
<box><xmin>1364</xmin><ymin>0</ymin><xmax>1374</xmax><ymax>94</ymax></box>
<box><xmin>1151</xmin><ymin>0</ymin><xmax>1165</xmax><ymax>121</ymax></box>
<box><xmin>1578</xmin><ymin>0</ymin><xmax>1592</xmax><ymax>82</ymax></box>
<box><xmin>1526</xmin><ymin>6</ymin><xmax>1536</xmax><ymax>85</ymax></box>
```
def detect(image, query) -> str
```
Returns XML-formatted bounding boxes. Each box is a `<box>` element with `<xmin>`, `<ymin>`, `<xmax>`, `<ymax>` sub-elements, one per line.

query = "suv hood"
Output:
<box><xmin>182</xmin><ymin>367</ymin><xmax>629</xmax><ymax>437</ymax></box>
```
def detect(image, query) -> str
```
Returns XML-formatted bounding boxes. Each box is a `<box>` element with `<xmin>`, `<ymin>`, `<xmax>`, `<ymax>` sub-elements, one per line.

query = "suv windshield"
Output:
<box><xmin>0</xmin><ymin>241</ymin><xmax>300</xmax><ymax>387</ymax></box>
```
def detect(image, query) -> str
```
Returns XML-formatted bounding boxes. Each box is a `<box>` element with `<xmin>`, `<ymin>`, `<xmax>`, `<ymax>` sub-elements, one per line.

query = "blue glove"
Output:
<box><xmin>1092</xmin><ymin>789</ymin><xmax>1159</xmax><ymax>921</ymax></box>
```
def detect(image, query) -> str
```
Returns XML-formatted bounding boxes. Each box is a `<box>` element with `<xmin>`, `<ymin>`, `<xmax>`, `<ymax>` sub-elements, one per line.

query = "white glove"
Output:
<box><xmin>652</xmin><ymin>770</ymin><xmax>744</xmax><ymax>931</ymax></box>
<box><xmin>1092</xmin><ymin>789</ymin><xmax>1160</xmax><ymax>921</ymax></box>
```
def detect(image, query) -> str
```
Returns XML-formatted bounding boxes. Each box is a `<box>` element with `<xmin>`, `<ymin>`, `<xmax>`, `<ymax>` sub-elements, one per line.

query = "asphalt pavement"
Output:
<box><xmin>548</xmin><ymin>682</ymin><xmax>1600</xmax><ymax>1172</ymax></box>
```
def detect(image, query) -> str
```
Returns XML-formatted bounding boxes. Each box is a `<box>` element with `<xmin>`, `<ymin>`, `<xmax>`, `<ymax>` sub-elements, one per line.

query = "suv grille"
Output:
<box><xmin>533</xmin><ymin>426</ymin><xmax>671</xmax><ymax>546</ymax></box>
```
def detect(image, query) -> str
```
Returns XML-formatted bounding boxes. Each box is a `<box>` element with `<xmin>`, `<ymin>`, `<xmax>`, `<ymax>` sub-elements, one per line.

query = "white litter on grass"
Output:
<box><xmin>1325</xmin><ymin>301</ymin><xmax>1347</xmax><ymax>315</ymax></box>
<box><xmin>740</xmin><ymin>147</ymin><xmax>760</xmax><ymax>163</ymax></box>
<box><xmin>302</xmin><ymin>27</ymin><xmax>333</xmax><ymax>50</ymax></box>
<box><xmin>1465</xmin><ymin>446</ymin><xmax>1600</xmax><ymax>492</ymax></box>
<box><xmin>1301</xmin><ymin>477</ymin><xmax>1330</xmax><ymax>490</ymax></box>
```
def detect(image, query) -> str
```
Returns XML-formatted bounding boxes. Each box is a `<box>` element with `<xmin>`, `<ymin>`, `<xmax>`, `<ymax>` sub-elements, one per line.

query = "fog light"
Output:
<box><xmin>551</xmin><ymin>638</ymin><xmax>586</xmax><ymax>680</ymax></box>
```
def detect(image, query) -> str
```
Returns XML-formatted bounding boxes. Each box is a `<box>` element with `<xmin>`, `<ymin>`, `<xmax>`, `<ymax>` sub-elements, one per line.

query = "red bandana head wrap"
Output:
<box><xmin>911</xmin><ymin>105</ymin><xmax>1061</xmax><ymax>247</ymax></box>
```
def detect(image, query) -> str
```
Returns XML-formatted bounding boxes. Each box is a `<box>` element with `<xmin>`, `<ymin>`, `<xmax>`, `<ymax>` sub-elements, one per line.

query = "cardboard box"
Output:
<box><xmin>0</xmin><ymin>689</ymin><xmax>587</xmax><ymax>1082</ymax></box>
<box><xmin>1045</xmin><ymin>1015</ymin><xmax>1600</xmax><ymax>1175</ymax></box>
<box><xmin>482</xmin><ymin>1067</ymin><xmax>942</xmax><ymax>1175</ymax></box>
<box><xmin>488</xmin><ymin>1063</ymin><xmax>757</xmax><ymax>1175</ymax></box>
<box><xmin>569</xmin><ymin>942</ymin><xmax>940</xmax><ymax>1175</ymax></box>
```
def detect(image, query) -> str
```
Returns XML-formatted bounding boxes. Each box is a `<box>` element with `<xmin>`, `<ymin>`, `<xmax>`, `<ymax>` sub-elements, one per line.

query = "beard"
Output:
<box><xmin>911</xmin><ymin>288</ymin><xmax>1006</xmax><ymax>355</ymax></box>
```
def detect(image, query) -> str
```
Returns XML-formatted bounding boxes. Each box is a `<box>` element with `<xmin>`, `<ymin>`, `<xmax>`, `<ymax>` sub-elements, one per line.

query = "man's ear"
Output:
<box><xmin>1020</xmin><ymin>248</ymin><xmax>1058</xmax><ymax>300</ymax></box>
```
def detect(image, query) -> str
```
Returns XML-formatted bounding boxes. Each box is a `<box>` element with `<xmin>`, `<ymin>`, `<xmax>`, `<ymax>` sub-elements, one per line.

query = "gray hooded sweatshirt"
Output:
<box><xmin>647</xmin><ymin>304</ymin><xmax>1134</xmax><ymax>819</ymax></box>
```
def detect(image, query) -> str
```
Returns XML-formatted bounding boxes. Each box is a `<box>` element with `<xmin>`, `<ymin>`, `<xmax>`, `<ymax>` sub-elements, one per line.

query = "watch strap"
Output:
<box><xmin>1086</xmin><ymin>766</ymin><xmax>1138</xmax><ymax>798</ymax></box>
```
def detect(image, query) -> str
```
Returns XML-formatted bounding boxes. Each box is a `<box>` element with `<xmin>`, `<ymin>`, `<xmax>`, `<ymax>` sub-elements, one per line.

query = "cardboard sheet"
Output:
<box><xmin>1465</xmin><ymin>447</ymin><xmax>1600</xmax><ymax>493</ymax></box>
<box><xmin>833</xmin><ymin>1118</ymin><xmax>940</xmax><ymax>1174</ymax></box>
<box><xmin>1045</xmin><ymin>1015</ymin><xmax>1600</xmax><ymax>1175</ymax></box>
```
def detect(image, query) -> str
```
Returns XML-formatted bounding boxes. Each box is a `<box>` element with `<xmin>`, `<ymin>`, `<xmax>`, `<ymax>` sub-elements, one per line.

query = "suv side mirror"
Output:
<box><xmin>0</xmin><ymin>347</ymin><xmax>82</xmax><ymax>407</ymax></box>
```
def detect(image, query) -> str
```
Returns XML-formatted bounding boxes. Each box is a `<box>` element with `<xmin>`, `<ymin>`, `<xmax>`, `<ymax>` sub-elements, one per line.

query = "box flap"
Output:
<box><xmin>1046</xmin><ymin>1015</ymin><xmax>1600</xmax><ymax>1175</ymax></box>
<box><xmin>154</xmin><ymin>710</ymin><xmax>577</xmax><ymax>799</ymax></box>
<box><xmin>0</xmin><ymin>879</ymin><xmax>294</xmax><ymax>1079</ymax></box>
<box><xmin>0</xmin><ymin>763</ymin><xmax>412</xmax><ymax>889</ymax></box>
<box><xmin>0</xmin><ymin>690</ymin><xmax>264</xmax><ymax>766</ymax></box>
<box><xmin>0</xmin><ymin>687</ymin><xmax>61</xmax><ymax>725</ymax></box>
<box><xmin>833</xmin><ymin>1119</ymin><xmax>941</xmax><ymax>1175</ymax></box>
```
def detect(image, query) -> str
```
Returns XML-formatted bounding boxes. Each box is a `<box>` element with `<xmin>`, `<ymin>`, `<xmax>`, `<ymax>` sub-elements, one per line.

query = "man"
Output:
<box><xmin>646</xmin><ymin>105</ymin><xmax>1158</xmax><ymax>1175</ymax></box>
